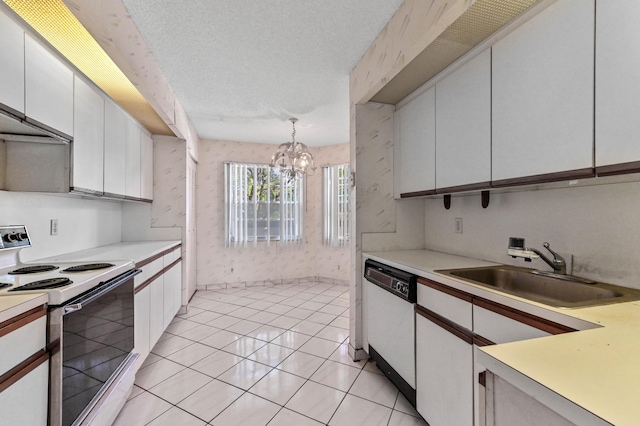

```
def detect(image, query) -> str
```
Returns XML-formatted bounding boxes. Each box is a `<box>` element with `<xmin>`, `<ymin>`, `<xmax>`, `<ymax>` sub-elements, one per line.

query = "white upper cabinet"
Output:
<box><xmin>492</xmin><ymin>0</ymin><xmax>594</xmax><ymax>183</ymax></box>
<box><xmin>72</xmin><ymin>76</ymin><xmax>104</xmax><ymax>194</ymax></box>
<box><xmin>0</xmin><ymin>11</ymin><xmax>25</xmax><ymax>114</ymax></box>
<box><xmin>394</xmin><ymin>86</ymin><xmax>436</xmax><ymax>196</ymax></box>
<box><xmin>125</xmin><ymin>122</ymin><xmax>142</xmax><ymax>199</ymax></box>
<box><xmin>436</xmin><ymin>49</ymin><xmax>491</xmax><ymax>191</ymax></box>
<box><xmin>595</xmin><ymin>0</ymin><xmax>640</xmax><ymax>173</ymax></box>
<box><xmin>104</xmin><ymin>100</ymin><xmax>127</xmax><ymax>196</ymax></box>
<box><xmin>25</xmin><ymin>34</ymin><xmax>74</xmax><ymax>137</ymax></box>
<box><xmin>140</xmin><ymin>131</ymin><xmax>153</xmax><ymax>201</ymax></box>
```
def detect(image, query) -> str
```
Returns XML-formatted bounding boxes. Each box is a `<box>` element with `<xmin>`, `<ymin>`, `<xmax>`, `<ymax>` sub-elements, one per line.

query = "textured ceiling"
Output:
<box><xmin>120</xmin><ymin>0</ymin><xmax>404</xmax><ymax>146</ymax></box>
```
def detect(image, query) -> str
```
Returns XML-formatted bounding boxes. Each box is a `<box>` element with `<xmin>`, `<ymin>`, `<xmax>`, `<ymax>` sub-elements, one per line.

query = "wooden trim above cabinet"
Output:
<box><xmin>400</xmin><ymin>189</ymin><xmax>437</xmax><ymax>198</ymax></box>
<box><xmin>0</xmin><ymin>349</ymin><xmax>48</xmax><ymax>394</ymax></box>
<box><xmin>135</xmin><ymin>244</ymin><xmax>182</xmax><ymax>268</ymax></box>
<box><xmin>436</xmin><ymin>181</ymin><xmax>491</xmax><ymax>195</ymax></box>
<box><xmin>596</xmin><ymin>161</ymin><xmax>640</xmax><ymax>177</ymax></box>
<box><xmin>418</xmin><ymin>277</ymin><xmax>474</xmax><ymax>303</ymax></box>
<box><xmin>0</xmin><ymin>306</ymin><xmax>46</xmax><ymax>339</ymax></box>
<box><xmin>473</xmin><ymin>297</ymin><xmax>576</xmax><ymax>335</ymax></box>
<box><xmin>417</xmin><ymin>305</ymin><xmax>474</xmax><ymax>344</ymax></box>
<box><xmin>491</xmin><ymin>168</ymin><xmax>595</xmax><ymax>188</ymax></box>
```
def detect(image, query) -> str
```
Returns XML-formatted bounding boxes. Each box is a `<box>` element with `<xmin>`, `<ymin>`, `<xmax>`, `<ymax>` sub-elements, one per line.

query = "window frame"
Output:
<box><xmin>225</xmin><ymin>162</ymin><xmax>304</xmax><ymax>246</ymax></box>
<box><xmin>323</xmin><ymin>163</ymin><xmax>350</xmax><ymax>246</ymax></box>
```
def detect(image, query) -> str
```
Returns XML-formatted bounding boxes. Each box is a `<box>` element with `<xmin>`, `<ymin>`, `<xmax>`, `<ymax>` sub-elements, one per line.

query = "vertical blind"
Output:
<box><xmin>323</xmin><ymin>164</ymin><xmax>350</xmax><ymax>246</ymax></box>
<box><xmin>225</xmin><ymin>162</ymin><xmax>303</xmax><ymax>247</ymax></box>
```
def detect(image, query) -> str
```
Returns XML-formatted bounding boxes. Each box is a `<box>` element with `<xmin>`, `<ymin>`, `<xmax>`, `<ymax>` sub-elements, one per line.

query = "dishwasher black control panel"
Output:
<box><xmin>364</xmin><ymin>259</ymin><xmax>417</xmax><ymax>303</ymax></box>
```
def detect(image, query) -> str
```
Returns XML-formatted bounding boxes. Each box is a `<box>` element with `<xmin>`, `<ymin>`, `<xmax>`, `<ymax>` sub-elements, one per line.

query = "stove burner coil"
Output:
<box><xmin>9</xmin><ymin>265</ymin><xmax>59</xmax><ymax>274</ymax></box>
<box><xmin>8</xmin><ymin>277</ymin><xmax>73</xmax><ymax>291</ymax></box>
<box><xmin>62</xmin><ymin>263</ymin><xmax>115</xmax><ymax>273</ymax></box>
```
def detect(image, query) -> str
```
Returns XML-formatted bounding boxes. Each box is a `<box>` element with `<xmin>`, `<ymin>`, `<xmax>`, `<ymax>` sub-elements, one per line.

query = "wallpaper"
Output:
<box><xmin>196</xmin><ymin>139</ymin><xmax>349</xmax><ymax>289</ymax></box>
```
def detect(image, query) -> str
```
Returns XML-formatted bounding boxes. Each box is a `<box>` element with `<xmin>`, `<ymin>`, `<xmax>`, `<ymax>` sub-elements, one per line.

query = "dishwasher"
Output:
<box><xmin>364</xmin><ymin>259</ymin><xmax>418</xmax><ymax>406</ymax></box>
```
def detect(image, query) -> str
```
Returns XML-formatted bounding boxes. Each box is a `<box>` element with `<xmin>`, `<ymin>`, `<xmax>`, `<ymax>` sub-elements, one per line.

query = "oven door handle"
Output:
<box><xmin>64</xmin><ymin>303</ymin><xmax>83</xmax><ymax>314</ymax></box>
<box><xmin>61</xmin><ymin>269</ymin><xmax>141</xmax><ymax>315</ymax></box>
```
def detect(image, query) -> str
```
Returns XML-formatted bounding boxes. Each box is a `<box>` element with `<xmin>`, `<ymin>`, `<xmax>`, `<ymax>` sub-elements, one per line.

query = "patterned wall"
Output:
<box><xmin>196</xmin><ymin>139</ymin><xmax>349</xmax><ymax>289</ymax></box>
<box><xmin>350</xmin><ymin>0</ymin><xmax>475</xmax><ymax>104</ymax></box>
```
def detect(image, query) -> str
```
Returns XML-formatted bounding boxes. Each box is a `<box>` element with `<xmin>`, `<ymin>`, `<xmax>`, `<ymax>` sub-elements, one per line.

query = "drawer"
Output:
<box><xmin>417</xmin><ymin>278</ymin><xmax>473</xmax><ymax>330</ymax></box>
<box><xmin>163</xmin><ymin>247</ymin><xmax>180</xmax><ymax>267</ymax></box>
<box><xmin>134</xmin><ymin>257</ymin><xmax>163</xmax><ymax>288</ymax></box>
<box><xmin>0</xmin><ymin>307</ymin><xmax>46</xmax><ymax>376</ymax></box>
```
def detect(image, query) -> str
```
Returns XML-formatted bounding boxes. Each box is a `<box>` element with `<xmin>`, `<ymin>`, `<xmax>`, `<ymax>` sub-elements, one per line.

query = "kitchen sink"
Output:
<box><xmin>435</xmin><ymin>265</ymin><xmax>640</xmax><ymax>308</ymax></box>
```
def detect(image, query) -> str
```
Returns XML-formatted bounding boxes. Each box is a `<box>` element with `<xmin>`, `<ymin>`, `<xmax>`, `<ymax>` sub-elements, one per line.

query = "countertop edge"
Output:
<box><xmin>0</xmin><ymin>293</ymin><xmax>48</xmax><ymax>324</ymax></box>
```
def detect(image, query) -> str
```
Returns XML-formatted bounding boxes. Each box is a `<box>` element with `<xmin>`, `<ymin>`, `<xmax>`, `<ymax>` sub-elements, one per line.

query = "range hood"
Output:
<box><xmin>0</xmin><ymin>108</ymin><xmax>71</xmax><ymax>145</ymax></box>
<box><xmin>0</xmin><ymin>107</ymin><xmax>71</xmax><ymax>193</ymax></box>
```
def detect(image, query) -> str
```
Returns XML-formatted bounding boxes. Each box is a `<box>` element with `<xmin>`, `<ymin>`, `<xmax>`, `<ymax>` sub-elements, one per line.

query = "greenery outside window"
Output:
<box><xmin>225</xmin><ymin>162</ymin><xmax>303</xmax><ymax>246</ymax></box>
<box><xmin>323</xmin><ymin>164</ymin><xmax>350</xmax><ymax>246</ymax></box>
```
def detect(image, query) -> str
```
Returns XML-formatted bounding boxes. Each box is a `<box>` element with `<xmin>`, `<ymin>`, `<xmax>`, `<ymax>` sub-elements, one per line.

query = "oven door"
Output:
<box><xmin>48</xmin><ymin>269</ymin><xmax>140</xmax><ymax>426</ymax></box>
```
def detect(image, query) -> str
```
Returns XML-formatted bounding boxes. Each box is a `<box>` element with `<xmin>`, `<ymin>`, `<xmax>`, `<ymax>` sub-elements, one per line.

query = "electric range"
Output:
<box><xmin>0</xmin><ymin>225</ymin><xmax>140</xmax><ymax>426</ymax></box>
<box><xmin>0</xmin><ymin>225</ymin><xmax>134</xmax><ymax>305</ymax></box>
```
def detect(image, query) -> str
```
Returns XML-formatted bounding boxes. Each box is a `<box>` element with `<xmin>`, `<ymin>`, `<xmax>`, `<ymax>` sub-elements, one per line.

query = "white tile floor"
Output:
<box><xmin>114</xmin><ymin>280</ymin><xmax>428</xmax><ymax>426</ymax></box>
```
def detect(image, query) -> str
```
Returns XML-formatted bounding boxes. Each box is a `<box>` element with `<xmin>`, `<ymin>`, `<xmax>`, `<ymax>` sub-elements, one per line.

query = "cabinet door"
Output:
<box><xmin>71</xmin><ymin>76</ymin><xmax>104</xmax><ymax>194</ymax></box>
<box><xmin>436</xmin><ymin>49</ymin><xmax>491</xmax><ymax>191</ymax></box>
<box><xmin>163</xmin><ymin>262</ymin><xmax>182</xmax><ymax>329</ymax></box>
<box><xmin>0</xmin><ymin>10</ymin><xmax>25</xmax><ymax>114</ymax></box>
<box><xmin>492</xmin><ymin>0</ymin><xmax>594</xmax><ymax>184</ymax></box>
<box><xmin>25</xmin><ymin>34</ymin><xmax>74</xmax><ymax>137</ymax></box>
<box><xmin>395</xmin><ymin>86</ymin><xmax>436</xmax><ymax>196</ymax></box>
<box><xmin>134</xmin><ymin>285</ymin><xmax>151</xmax><ymax>368</ymax></box>
<box><xmin>0</xmin><ymin>358</ymin><xmax>49</xmax><ymax>426</ymax></box>
<box><xmin>104</xmin><ymin>100</ymin><xmax>127</xmax><ymax>196</ymax></box>
<box><xmin>140</xmin><ymin>131</ymin><xmax>153</xmax><ymax>201</ymax></box>
<box><xmin>149</xmin><ymin>276</ymin><xmax>164</xmax><ymax>349</ymax></box>
<box><xmin>416</xmin><ymin>309</ymin><xmax>473</xmax><ymax>426</ymax></box>
<box><xmin>595</xmin><ymin>0</ymin><xmax>640</xmax><ymax>173</ymax></box>
<box><xmin>125</xmin><ymin>121</ymin><xmax>141</xmax><ymax>199</ymax></box>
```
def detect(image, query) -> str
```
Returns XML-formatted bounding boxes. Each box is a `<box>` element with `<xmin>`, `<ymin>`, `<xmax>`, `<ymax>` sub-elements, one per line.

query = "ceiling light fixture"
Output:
<box><xmin>270</xmin><ymin>118</ymin><xmax>316</xmax><ymax>179</ymax></box>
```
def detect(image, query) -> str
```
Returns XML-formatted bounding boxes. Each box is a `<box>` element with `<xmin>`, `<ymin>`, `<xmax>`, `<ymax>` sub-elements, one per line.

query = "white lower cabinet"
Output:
<box><xmin>416</xmin><ymin>308</ymin><xmax>474</xmax><ymax>426</ymax></box>
<box><xmin>163</xmin><ymin>258</ymin><xmax>182</xmax><ymax>330</ymax></box>
<box><xmin>149</xmin><ymin>273</ymin><xmax>164</xmax><ymax>349</ymax></box>
<box><xmin>0</xmin><ymin>359</ymin><xmax>49</xmax><ymax>426</ymax></box>
<box><xmin>416</xmin><ymin>278</ymin><xmax>574</xmax><ymax>426</ymax></box>
<box><xmin>0</xmin><ymin>305</ymin><xmax>48</xmax><ymax>426</ymax></box>
<box><xmin>133</xmin><ymin>247</ymin><xmax>182</xmax><ymax>368</ymax></box>
<box><xmin>133</xmin><ymin>285</ymin><xmax>151</xmax><ymax>366</ymax></box>
<box><xmin>485</xmin><ymin>372</ymin><xmax>576</xmax><ymax>426</ymax></box>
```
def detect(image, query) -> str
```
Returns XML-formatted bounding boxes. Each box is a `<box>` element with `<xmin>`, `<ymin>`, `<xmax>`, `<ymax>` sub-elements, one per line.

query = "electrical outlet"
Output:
<box><xmin>50</xmin><ymin>219</ymin><xmax>58</xmax><ymax>236</ymax></box>
<box><xmin>454</xmin><ymin>217</ymin><xmax>463</xmax><ymax>234</ymax></box>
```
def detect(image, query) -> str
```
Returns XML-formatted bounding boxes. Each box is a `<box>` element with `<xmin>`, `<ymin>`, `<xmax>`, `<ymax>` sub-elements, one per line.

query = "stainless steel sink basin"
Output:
<box><xmin>435</xmin><ymin>265</ymin><xmax>640</xmax><ymax>308</ymax></box>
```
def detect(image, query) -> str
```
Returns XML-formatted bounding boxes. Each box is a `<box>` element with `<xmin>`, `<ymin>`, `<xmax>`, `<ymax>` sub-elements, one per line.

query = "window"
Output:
<box><xmin>323</xmin><ymin>164</ymin><xmax>350</xmax><ymax>246</ymax></box>
<box><xmin>225</xmin><ymin>162</ymin><xmax>303</xmax><ymax>246</ymax></box>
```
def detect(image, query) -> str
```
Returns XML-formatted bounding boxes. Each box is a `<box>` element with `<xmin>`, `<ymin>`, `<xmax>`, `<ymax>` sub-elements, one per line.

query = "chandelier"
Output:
<box><xmin>270</xmin><ymin>118</ymin><xmax>316</xmax><ymax>179</ymax></box>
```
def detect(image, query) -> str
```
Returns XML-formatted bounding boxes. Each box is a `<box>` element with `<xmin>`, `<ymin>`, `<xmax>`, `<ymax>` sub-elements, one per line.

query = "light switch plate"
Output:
<box><xmin>50</xmin><ymin>219</ymin><xmax>58</xmax><ymax>236</ymax></box>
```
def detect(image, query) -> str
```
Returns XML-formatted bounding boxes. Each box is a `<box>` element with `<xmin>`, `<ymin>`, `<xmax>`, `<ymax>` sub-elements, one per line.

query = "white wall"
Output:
<box><xmin>423</xmin><ymin>178</ymin><xmax>640</xmax><ymax>289</ymax></box>
<box><xmin>0</xmin><ymin>191</ymin><xmax>121</xmax><ymax>261</ymax></box>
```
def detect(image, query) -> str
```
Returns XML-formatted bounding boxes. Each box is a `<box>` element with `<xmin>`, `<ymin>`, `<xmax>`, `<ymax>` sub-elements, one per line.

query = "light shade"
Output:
<box><xmin>270</xmin><ymin>118</ymin><xmax>316</xmax><ymax>179</ymax></box>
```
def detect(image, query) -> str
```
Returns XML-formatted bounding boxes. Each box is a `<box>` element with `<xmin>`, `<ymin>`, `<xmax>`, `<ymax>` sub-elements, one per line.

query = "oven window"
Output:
<box><xmin>61</xmin><ymin>279</ymin><xmax>134</xmax><ymax>426</ymax></box>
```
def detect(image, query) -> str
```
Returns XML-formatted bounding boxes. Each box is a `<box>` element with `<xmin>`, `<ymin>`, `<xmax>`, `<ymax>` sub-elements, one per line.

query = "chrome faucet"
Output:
<box><xmin>508</xmin><ymin>238</ymin><xmax>566</xmax><ymax>274</ymax></box>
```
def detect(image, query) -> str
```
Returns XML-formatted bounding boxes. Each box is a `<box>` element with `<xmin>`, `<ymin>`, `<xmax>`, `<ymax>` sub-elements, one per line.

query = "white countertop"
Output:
<box><xmin>364</xmin><ymin>249</ymin><xmax>640</xmax><ymax>426</ymax></box>
<box><xmin>39</xmin><ymin>240</ymin><xmax>181</xmax><ymax>265</ymax></box>
<box><xmin>0</xmin><ymin>293</ymin><xmax>47</xmax><ymax>324</ymax></box>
